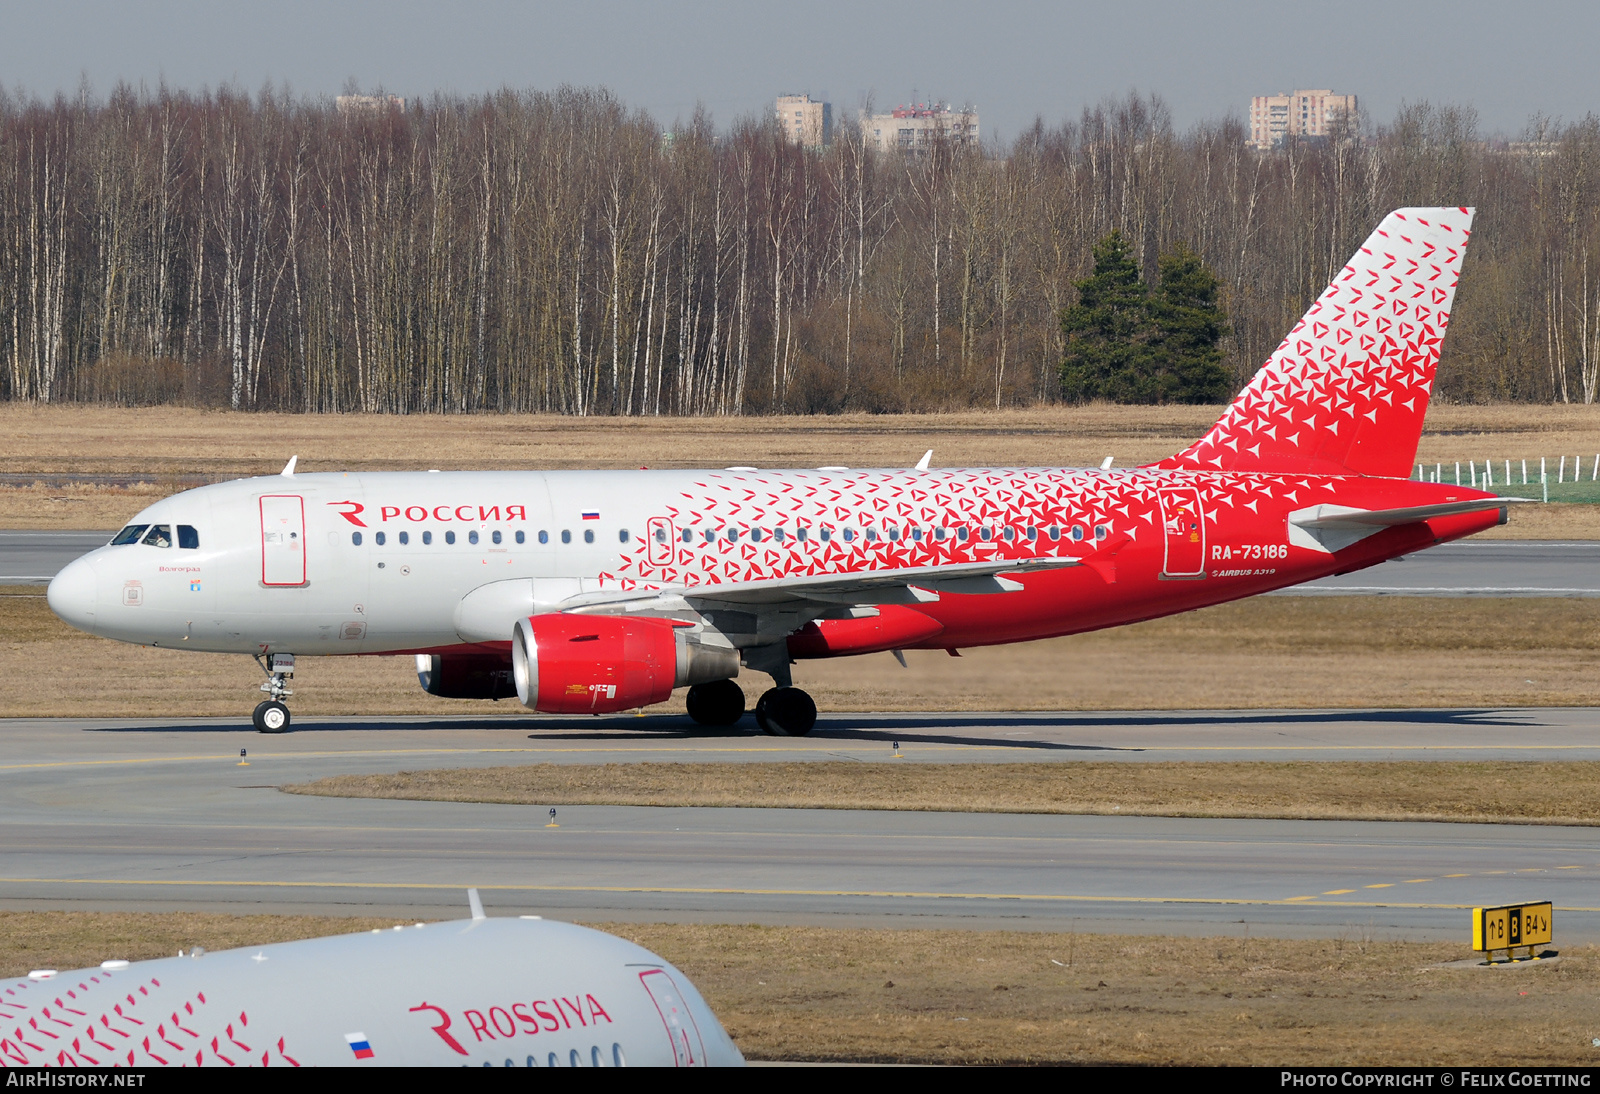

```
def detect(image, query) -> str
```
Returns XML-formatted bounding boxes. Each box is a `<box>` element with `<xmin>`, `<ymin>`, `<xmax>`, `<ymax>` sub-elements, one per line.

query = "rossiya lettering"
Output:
<box><xmin>427</xmin><ymin>995</ymin><xmax>613</xmax><ymax>1043</ymax></box>
<box><xmin>375</xmin><ymin>503</ymin><xmax>527</xmax><ymax>522</ymax></box>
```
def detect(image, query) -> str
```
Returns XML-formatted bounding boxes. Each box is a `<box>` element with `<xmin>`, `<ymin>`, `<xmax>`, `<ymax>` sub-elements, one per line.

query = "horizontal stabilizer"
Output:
<box><xmin>1289</xmin><ymin>497</ymin><xmax>1523</xmax><ymax>553</ymax></box>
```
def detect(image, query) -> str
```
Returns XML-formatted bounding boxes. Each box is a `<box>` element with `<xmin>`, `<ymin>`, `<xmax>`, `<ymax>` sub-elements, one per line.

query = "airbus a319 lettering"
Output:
<box><xmin>47</xmin><ymin>207</ymin><xmax>1512</xmax><ymax>734</ymax></box>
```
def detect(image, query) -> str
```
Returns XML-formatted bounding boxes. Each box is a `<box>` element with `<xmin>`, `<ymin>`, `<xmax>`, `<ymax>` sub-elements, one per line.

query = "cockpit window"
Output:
<box><xmin>110</xmin><ymin>524</ymin><xmax>149</xmax><ymax>546</ymax></box>
<box><xmin>141</xmin><ymin>525</ymin><xmax>173</xmax><ymax>548</ymax></box>
<box><xmin>178</xmin><ymin>525</ymin><xmax>199</xmax><ymax>549</ymax></box>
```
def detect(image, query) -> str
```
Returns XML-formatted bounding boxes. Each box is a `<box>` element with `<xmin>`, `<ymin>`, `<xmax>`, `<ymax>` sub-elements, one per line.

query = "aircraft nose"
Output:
<box><xmin>47</xmin><ymin>556</ymin><xmax>99</xmax><ymax>631</ymax></box>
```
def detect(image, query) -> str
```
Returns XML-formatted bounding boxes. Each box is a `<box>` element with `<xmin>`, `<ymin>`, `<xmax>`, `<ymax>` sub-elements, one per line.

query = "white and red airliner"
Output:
<box><xmin>48</xmin><ymin>207</ymin><xmax>1511</xmax><ymax>735</ymax></box>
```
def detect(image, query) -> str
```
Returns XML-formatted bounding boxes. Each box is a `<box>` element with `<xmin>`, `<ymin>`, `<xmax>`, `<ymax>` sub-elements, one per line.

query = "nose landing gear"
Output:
<box><xmin>252</xmin><ymin>653</ymin><xmax>295</xmax><ymax>733</ymax></box>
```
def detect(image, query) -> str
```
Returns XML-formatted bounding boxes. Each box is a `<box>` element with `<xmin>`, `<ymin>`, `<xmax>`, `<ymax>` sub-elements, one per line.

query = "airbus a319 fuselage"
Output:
<box><xmin>47</xmin><ymin>207</ymin><xmax>1509</xmax><ymax>734</ymax></box>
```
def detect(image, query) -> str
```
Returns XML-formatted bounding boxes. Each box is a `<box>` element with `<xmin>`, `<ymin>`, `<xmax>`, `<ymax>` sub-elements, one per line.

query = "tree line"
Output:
<box><xmin>1</xmin><ymin>84</ymin><xmax>1598</xmax><ymax>413</ymax></box>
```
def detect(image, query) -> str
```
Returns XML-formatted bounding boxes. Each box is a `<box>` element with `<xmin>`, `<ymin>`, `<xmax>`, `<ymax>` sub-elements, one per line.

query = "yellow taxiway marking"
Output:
<box><xmin>1558</xmin><ymin>865</ymin><xmax>1583</xmax><ymax>870</ymax></box>
<box><xmin>1323</xmin><ymin>889</ymin><xmax>1356</xmax><ymax>895</ymax></box>
<box><xmin>1404</xmin><ymin>879</ymin><xmax>1431</xmax><ymax>883</ymax></box>
<box><xmin>1443</xmin><ymin>873</ymin><xmax>1471</xmax><ymax>878</ymax></box>
<box><xmin>1364</xmin><ymin>883</ymin><xmax>1394</xmax><ymax>889</ymax></box>
<box><xmin>2</xmin><ymin>876</ymin><xmax>1594</xmax><ymax>912</ymax></box>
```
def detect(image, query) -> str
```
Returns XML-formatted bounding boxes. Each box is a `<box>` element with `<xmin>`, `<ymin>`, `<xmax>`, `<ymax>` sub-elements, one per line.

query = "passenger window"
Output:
<box><xmin>1071</xmin><ymin>525</ymin><xmax>1085</xmax><ymax>542</ymax></box>
<box><xmin>1026</xmin><ymin>527</ymin><xmax>1037</xmax><ymax>541</ymax></box>
<box><xmin>445</xmin><ymin>530</ymin><xmax>456</xmax><ymax>545</ymax></box>
<box><xmin>865</xmin><ymin>529</ymin><xmax>877</xmax><ymax>542</ymax></box>
<box><xmin>142</xmin><ymin>525</ymin><xmax>173</xmax><ymax>548</ymax></box>
<box><xmin>819</xmin><ymin>528</ymin><xmax>831</xmax><ymax>542</ymax></box>
<box><xmin>178</xmin><ymin>525</ymin><xmax>199</xmax><ymax>549</ymax></box>
<box><xmin>492</xmin><ymin>530</ymin><xmax>502</xmax><ymax>545</ymax></box>
<box><xmin>1048</xmin><ymin>526</ymin><xmax>1060</xmax><ymax>541</ymax></box>
<box><xmin>515</xmin><ymin>530</ymin><xmax>525</xmax><ymax>544</ymax></box>
<box><xmin>539</xmin><ymin>531</ymin><xmax>549</xmax><ymax>544</ymax></box>
<box><xmin>726</xmin><ymin>529</ymin><xmax>739</xmax><ymax>543</ymax></box>
<box><xmin>750</xmin><ymin>528</ymin><xmax>763</xmax><ymax>543</ymax></box>
<box><xmin>681</xmin><ymin>528</ymin><xmax>693</xmax><ymax>543</ymax></box>
<box><xmin>980</xmin><ymin>528</ymin><xmax>993</xmax><ymax>542</ymax></box>
<box><xmin>583</xmin><ymin>529</ymin><xmax>595</xmax><ymax>544</ymax></box>
<box><xmin>619</xmin><ymin>529</ymin><xmax>630</xmax><ymax>543</ymax></box>
<box><xmin>398</xmin><ymin>531</ymin><xmax>410</xmax><ymax>545</ymax></box>
<box><xmin>843</xmin><ymin>529</ymin><xmax>855</xmax><ymax>542</ymax></box>
<box><xmin>887</xmin><ymin>527</ymin><xmax>899</xmax><ymax>542</ymax></box>
<box><xmin>561</xmin><ymin>530</ymin><xmax>572</xmax><ymax>544</ymax></box>
<box><xmin>111</xmin><ymin>524</ymin><xmax>149</xmax><ymax>546</ymax></box>
<box><xmin>351</xmin><ymin>531</ymin><xmax>363</xmax><ymax>546</ymax></box>
<box><xmin>773</xmin><ymin>527</ymin><xmax>785</xmax><ymax>542</ymax></box>
<box><xmin>375</xmin><ymin>531</ymin><xmax>387</xmax><ymax>546</ymax></box>
<box><xmin>704</xmin><ymin>529</ymin><xmax>715</xmax><ymax>543</ymax></box>
<box><xmin>469</xmin><ymin>530</ymin><xmax>480</xmax><ymax>545</ymax></box>
<box><xmin>934</xmin><ymin>527</ymin><xmax>946</xmax><ymax>542</ymax></box>
<box><xmin>796</xmin><ymin>527</ymin><xmax>807</xmax><ymax>542</ymax></box>
<box><xmin>422</xmin><ymin>530</ymin><xmax>433</xmax><ymax>545</ymax></box>
<box><xmin>1003</xmin><ymin>527</ymin><xmax>1015</xmax><ymax>542</ymax></box>
<box><xmin>1095</xmin><ymin>525</ymin><xmax>1108</xmax><ymax>541</ymax></box>
<box><xmin>655</xmin><ymin>527</ymin><xmax>667</xmax><ymax>543</ymax></box>
<box><xmin>957</xmin><ymin>527</ymin><xmax>969</xmax><ymax>543</ymax></box>
<box><xmin>910</xmin><ymin>527</ymin><xmax>922</xmax><ymax>542</ymax></box>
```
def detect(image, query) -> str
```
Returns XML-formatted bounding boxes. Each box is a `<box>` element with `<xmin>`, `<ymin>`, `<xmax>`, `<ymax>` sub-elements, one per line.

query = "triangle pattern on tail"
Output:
<box><xmin>1161</xmin><ymin>207</ymin><xmax>1473</xmax><ymax>479</ymax></box>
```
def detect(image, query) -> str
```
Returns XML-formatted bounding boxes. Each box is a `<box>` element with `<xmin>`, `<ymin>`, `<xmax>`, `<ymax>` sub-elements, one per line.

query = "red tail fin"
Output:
<box><xmin>1162</xmin><ymin>207</ymin><xmax>1474</xmax><ymax>478</ymax></box>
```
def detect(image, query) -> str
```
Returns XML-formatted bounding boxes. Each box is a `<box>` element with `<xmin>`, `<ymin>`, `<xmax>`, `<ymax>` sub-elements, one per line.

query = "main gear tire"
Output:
<box><xmin>754</xmin><ymin>687</ymin><xmax>817</xmax><ymax>737</ymax></box>
<box><xmin>686</xmin><ymin>679</ymin><xmax>746</xmax><ymax>728</ymax></box>
<box><xmin>253</xmin><ymin>700</ymin><xmax>291</xmax><ymax>733</ymax></box>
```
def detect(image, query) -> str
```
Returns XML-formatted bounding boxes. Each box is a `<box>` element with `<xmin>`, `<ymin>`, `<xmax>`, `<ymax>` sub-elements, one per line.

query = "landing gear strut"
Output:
<box><xmin>252</xmin><ymin>653</ymin><xmax>295</xmax><ymax>733</ymax></box>
<box><xmin>686</xmin><ymin>679</ymin><xmax>746</xmax><ymax>728</ymax></box>
<box><xmin>755</xmin><ymin>687</ymin><xmax>816</xmax><ymax>736</ymax></box>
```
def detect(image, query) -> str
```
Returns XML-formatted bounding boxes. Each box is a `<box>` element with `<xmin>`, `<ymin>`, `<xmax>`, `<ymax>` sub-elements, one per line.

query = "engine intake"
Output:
<box><xmin>511</xmin><ymin>614</ymin><xmax>739</xmax><ymax>714</ymax></box>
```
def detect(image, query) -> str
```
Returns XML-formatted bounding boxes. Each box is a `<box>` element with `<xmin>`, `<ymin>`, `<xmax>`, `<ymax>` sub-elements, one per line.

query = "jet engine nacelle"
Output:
<box><xmin>511</xmin><ymin>614</ymin><xmax>739</xmax><ymax>714</ymax></box>
<box><xmin>416</xmin><ymin>653</ymin><xmax>518</xmax><ymax>700</ymax></box>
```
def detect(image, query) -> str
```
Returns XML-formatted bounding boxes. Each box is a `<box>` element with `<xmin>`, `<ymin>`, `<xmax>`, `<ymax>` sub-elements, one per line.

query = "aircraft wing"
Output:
<box><xmin>560</xmin><ymin>555</ymin><xmax>1080</xmax><ymax>615</ymax></box>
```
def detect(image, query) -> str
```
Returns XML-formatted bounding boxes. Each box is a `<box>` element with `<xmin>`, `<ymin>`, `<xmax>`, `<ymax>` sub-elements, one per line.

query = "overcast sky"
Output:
<box><xmin>3</xmin><ymin>0</ymin><xmax>1595</xmax><ymax>142</ymax></box>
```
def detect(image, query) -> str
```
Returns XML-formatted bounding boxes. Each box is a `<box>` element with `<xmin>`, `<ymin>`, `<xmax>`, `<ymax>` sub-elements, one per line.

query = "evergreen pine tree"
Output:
<box><xmin>1059</xmin><ymin>231</ymin><xmax>1158</xmax><ymax>403</ymax></box>
<box><xmin>1151</xmin><ymin>242</ymin><xmax>1230</xmax><ymax>404</ymax></box>
<box><xmin>1060</xmin><ymin>233</ymin><xmax>1230</xmax><ymax>404</ymax></box>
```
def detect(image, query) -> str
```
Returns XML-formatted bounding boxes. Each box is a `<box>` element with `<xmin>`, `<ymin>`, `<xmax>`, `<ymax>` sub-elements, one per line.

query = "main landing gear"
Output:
<box><xmin>685</xmin><ymin>679</ymin><xmax>746</xmax><ymax>728</ymax></box>
<box><xmin>683</xmin><ymin>678</ymin><xmax>817</xmax><ymax>735</ymax></box>
<box><xmin>754</xmin><ymin>687</ymin><xmax>816</xmax><ymax>737</ymax></box>
<box><xmin>252</xmin><ymin>653</ymin><xmax>295</xmax><ymax>733</ymax></box>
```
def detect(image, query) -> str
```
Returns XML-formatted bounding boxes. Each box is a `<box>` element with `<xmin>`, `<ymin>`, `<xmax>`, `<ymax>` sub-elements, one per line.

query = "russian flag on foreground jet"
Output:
<box><xmin>48</xmin><ymin>208</ymin><xmax>1512</xmax><ymax>736</ymax></box>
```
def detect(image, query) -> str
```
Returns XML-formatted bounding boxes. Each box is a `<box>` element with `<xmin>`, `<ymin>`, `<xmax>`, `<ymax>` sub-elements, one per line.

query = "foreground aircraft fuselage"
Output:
<box><xmin>48</xmin><ymin>207</ymin><xmax>1509</xmax><ymax>734</ymax></box>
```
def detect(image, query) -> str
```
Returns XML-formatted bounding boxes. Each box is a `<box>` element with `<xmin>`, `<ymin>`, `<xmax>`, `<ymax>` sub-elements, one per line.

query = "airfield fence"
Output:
<box><xmin>1416</xmin><ymin>457</ymin><xmax>1600</xmax><ymax>503</ymax></box>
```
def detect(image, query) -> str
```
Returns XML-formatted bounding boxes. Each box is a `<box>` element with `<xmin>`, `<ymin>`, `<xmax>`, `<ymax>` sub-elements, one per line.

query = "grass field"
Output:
<box><xmin>282</xmin><ymin>761</ymin><xmax>1600</xmax><ymax>826</ymax></box>
<box><xmin>8</xmin><ymin>588</ymin><xmax>1600</xmax><ymax>717</ymax></box>
<box><xmin>0</xmin><ymin>912</ymin><xmax>1591</xmax><ymax>1065</ymax></box>
<box><xmin>4</xmin><ymin>403</ymin><xmax>1599</xmax><ymax>536</ymax></box>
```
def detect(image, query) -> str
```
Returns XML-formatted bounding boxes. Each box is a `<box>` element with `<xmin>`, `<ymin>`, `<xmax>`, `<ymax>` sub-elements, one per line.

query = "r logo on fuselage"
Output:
<box><xmin>328</xmin><ymin>500</ymin><xmax>368</xmax><ymax>528</ymax></box>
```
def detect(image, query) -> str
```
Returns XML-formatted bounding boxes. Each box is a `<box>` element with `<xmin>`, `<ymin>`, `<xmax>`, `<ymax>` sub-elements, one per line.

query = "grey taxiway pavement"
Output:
<box><xmin>5</xmin><ymin>530</ymin><xmax>1599</xmax><ymax>594</ymax></box>
<box><xmin>4</xmin><ymin>709</ymin><xmax>1598</xmax><ymax>940</ymax></box>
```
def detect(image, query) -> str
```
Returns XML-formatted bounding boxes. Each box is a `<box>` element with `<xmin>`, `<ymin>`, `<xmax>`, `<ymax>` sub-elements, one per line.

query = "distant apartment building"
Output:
<box><xmin>859</xmin><ymin>102</ymin><xmax>979</xmax><ymax>154</ymax></box>
<box><xmin>777</xmin><ymin>94</ymin><xmax>832</xmax><ymax>147</ymax></box>
<box><xmin>337</xmin><ymin>94</ymin><xmax>406</xmax><ymax>115</ymax></box>
<box><xmin>1249</xmin><ymin>90</ymin><xmax>1358</xmax><ymax>150</ymax></box>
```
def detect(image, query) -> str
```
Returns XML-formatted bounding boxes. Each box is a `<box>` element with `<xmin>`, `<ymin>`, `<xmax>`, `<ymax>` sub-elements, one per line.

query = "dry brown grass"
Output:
<box><xmin>0</xmin><ymin>911</ymin><xmax>405</xmax><ymax>976</ymax></box>
<box><xmin>283</xmin><ymin>761</ymin><xmax>1600</xmax><ymax>825</ymax></box>
<box><xmin>4</xmin><ymin>403</ymin><xmax>1599</xmax><ymax>535</ymax></box>
<box><xmin>9</xmin><ymin>590</ymin><xmax>1600</xmax><ymax>717</ymax></box>
<box><xmin>1</xmin><ymin>911</ymin><xmax>1590</xmax><ymax>1064</ymax></box>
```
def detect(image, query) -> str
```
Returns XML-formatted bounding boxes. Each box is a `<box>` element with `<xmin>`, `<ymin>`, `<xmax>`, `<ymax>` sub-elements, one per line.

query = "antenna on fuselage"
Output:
<box><xmin>1100</xmin><ymin>456</ymin><xmax>1114</xmax><ymax>470</ymax></box>
<box><xmin>280</xmin><ymin>455</ymin><xmax>298</xmax><ymax>478</ymax></box>
<box><xmin>915</xmin><ymin>450</ymin><xmax>933</xmax><ymax>471</ymax></box>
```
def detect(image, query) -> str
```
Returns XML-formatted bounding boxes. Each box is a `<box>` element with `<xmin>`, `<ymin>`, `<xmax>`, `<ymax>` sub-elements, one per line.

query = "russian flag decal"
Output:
<box><xmin>581</xmin><ymin>510</ymin><xmax>600</xmax><ymax>521</ymax></box>
<box><xmin>345</xmin><ymin>1032</ymin><xmax>375</xmax><ymax>1059</ymax></box>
